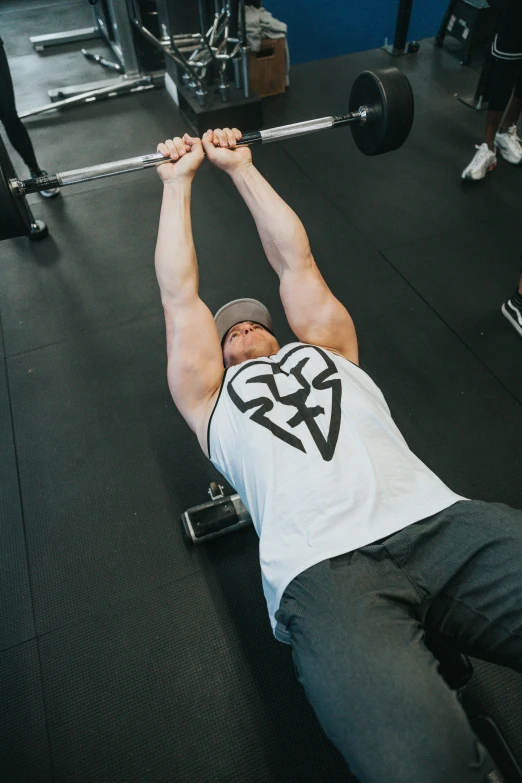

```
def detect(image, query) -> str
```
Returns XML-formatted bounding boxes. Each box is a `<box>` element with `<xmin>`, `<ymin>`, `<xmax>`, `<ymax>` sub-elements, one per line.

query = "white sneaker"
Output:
<box><xmin>495</xmin><ymin>124</ymin><xmax>522</xmax><ymax>165</ymax></box>
<box><xmin>461</xmin><ymin>143</ymin><xmax>497</xmax><ymax>180</ymax></box>
<box><xmin>501</xmin><ymin>296</ymin><xmax>522</xmax><ymax>337</ymax></box>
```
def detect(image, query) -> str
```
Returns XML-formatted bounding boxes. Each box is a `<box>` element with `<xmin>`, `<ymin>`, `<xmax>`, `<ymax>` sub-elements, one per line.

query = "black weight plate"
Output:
<box><xmin>0</xmin><ymin>134</ymin><xmax>32</xmax><ymax>240</ymax></box>
<box><xmin>349</xmin><ymin>67</ymin><xmax>414</xmax><ymax>156</ymax></box>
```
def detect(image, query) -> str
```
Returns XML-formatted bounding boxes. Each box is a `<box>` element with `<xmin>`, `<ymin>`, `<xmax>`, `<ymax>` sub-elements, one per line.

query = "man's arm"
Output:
<box><xmin>231</xmin><ymin>165</ymin><xmax>358</xmax><ymax>364</ymax></box>
<box><xmin>155</xmin><ymin>135</ymin><xmax>224</xmax><ymax>441</ymax></box>
<box><xmin>202</xmin><ymin>129</ymin><xmax>358</xmax><ymax>365</ymax></box>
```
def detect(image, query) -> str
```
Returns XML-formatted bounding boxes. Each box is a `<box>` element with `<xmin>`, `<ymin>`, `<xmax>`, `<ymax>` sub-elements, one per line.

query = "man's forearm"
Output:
<box><xmin>231</xmin><ymin>165</ymin><xmax>312</xmax><ymax>277</ymax></box>
<box><xmin>155</xmin><ymin>179</ymin><xmax>199</xmax><ymax>306</ymax></box>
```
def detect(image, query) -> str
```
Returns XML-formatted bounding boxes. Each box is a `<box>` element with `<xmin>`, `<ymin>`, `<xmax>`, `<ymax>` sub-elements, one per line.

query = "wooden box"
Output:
<box><xmin>248</xmin><ymin>38</ymin><xmax>287</xmax><ymax>97</ymax></box>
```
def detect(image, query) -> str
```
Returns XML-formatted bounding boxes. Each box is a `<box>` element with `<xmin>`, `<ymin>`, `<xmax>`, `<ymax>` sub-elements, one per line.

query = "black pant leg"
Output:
<box><xmin>0</xmin><ymin>42</ymin><xmax>40</xmax><ymax>171</ymax></box>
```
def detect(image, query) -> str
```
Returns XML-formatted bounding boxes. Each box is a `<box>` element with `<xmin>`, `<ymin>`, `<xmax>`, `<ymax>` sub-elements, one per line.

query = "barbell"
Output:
<box><xmin>0</xmin><ymin>66</ymin><xmax>414</xmax><ymax>243</ymax></box>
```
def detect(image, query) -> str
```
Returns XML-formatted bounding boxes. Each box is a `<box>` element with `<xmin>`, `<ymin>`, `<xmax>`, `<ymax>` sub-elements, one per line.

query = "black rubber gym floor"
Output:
<box><xmin>1</xmin><ymin>2</ymin><xmax>521</xmax><ymax>782</ymax></box>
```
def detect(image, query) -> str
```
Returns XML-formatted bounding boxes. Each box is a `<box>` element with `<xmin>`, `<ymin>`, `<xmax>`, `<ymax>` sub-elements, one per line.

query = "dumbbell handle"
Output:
<box><xmin>10</xmin><ymin>108</ymin><xmax>366</xmax><ymax>197</ymax></box>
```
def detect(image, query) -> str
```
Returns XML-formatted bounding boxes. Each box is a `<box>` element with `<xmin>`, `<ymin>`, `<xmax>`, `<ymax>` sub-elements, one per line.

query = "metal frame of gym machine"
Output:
<box><xmin>127</xmin><ymin>0</ymin><xmax>212</xmax><ymax>106</ymax></box>
<box><xmin>126</xmin><ymin>0</ymin><xmax>251</xmax><ymax>108</ymax></box>
<box><xmin>22</xmin><ymin>0</ymin><xmax>165</xmax><ymax>118</ymax></box>
<box><xmin>383</xmin><ymin>0</ymin><xmax>420</xmax><ymax>56</ymax></box>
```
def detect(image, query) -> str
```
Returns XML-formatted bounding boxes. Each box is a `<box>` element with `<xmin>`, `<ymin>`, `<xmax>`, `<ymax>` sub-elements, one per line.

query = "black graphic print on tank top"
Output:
<box><xmin>227</xmin><ymin>345</ymin><xmax>342</xmax><ymax>461</ymax></box>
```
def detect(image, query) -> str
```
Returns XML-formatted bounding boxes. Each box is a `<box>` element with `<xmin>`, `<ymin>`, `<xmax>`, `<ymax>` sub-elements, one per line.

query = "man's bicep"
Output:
<box><xmin>279</xmin><ymin>264</ymin><xmax>359</xmax><ymax>364</ymax></box>
<box><xmin>164</xmin><ymin>297</ymin><xmax>224</xmax><ymax>420</ymax></box>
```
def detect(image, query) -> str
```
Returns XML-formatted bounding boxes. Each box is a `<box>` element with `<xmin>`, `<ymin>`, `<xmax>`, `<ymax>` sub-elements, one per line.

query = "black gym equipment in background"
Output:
<box><xmin>383</xmin><ymin>0</ymin><xmax>421</xmax><ymax>57</ymax></box>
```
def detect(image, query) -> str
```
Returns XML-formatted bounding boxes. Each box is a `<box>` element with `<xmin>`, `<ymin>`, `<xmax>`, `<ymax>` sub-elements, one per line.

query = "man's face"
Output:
<box><xmin>222</xmin><ymin>321</ymin><xmax>280</xmax><ymax>368</ymax></box>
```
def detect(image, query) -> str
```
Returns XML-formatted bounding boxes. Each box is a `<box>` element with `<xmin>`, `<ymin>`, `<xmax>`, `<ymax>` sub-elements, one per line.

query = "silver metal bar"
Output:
<box><xmin>256</xmin><ymin>111</ymin><xmax>364</xmax><ymax>143</ymax></box>
<box><xmin>57</xmin><ymin>153</ymin><xmax>167</xmax><ymax>186</ymax></box>
<box><xmin>156</xmin><ymin>0</ymin><xmax>205</xmax><ymax>88</ymax></box>
<box><xmin>133</xmin><ymin>10</ymin><xmax>206</xmax><ymax>93</ymax></box>
<box><xmin>18</xmin><ymin>76</ymin><xmax>154</xmax><ymax>118</ymax></box>
<box><xmin>209</xmin><ymin>4</ymin><xmax>226</xmax><ymax>48</ymax></box>
<box><xmin>100</xmin><ymin>0</ymin><xmax>140</xmax><ymax>77</ymax></box>
<box><xmin>260</xmin><ymin>117</ymin><xmax>336</xmax><ymax>143</ymax></box>
<box><xmin>81</xmin><ymin>49</ymin><xmax>123</xmax><ymax>73</ymax></box>
<box><xmin>197</xmin><ymin>0</ymin><xmax>208</xmax><ymax>36</ymax></box>
<box><xmin>48</xmin><ymin>74</ymin><xmax>127</xmax><ymax>101</ymax></box>
<box><xmin>9</xmin><ymin>152</ymin><xmax>169</xmax><ymax>196</ymax></box>
<box><xmin>241</xmin><ymin>45</ymin><xmax>250</xmax><ymax>98</ymax></box>
<box><xmin>238</xmin><ymin>0</ymin><xmax>250</xmax><ymax>97</ymax></box>
<box><xmin>233</xmin><ymin>57</ymin><xmax>241</xmax><ymax>89</ymax></box>
<box><xmin>30</xmin><ymin>27</ymin><xmax>100</xmax><ymax>50</ymax></box>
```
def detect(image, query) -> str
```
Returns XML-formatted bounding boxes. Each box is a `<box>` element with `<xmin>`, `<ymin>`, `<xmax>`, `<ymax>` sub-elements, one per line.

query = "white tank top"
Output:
<box><xmin>208</xmin><ymin>343</ymin><xmax>465</xmax><ymax>644</ymax></box>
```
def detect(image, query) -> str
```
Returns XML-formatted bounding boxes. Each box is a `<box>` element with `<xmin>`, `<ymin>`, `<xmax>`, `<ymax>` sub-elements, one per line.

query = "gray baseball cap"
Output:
<box><xmin>214</xmin><ymin>298</ymin><xmax>274</xmax><ymax>344</ymax></box>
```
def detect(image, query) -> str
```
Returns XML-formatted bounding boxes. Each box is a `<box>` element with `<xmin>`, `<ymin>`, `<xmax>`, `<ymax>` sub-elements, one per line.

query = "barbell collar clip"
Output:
<box><xmin>331</xmin><ymin>108</ymin><xmax>366</xmax><ymax>129</ymax></box>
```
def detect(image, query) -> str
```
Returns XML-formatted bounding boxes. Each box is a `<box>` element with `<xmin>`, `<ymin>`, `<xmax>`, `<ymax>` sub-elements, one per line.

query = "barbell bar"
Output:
<box><xmin>11</xmin><ymin>110</ymin><xmax>367</xmax><ymax>197</ymax></box>
<box><xmin>1</xmin><ymin>67</ymin><xmax>414</xmax><ymax>241</ymax></box>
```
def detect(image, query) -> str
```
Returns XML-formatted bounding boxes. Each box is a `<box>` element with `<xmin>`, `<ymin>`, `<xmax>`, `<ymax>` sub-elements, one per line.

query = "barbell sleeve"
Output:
<box><xmin>10</xmin><ymin>109</ymin><xmax>365</xmax><ymax>197</ymax></box>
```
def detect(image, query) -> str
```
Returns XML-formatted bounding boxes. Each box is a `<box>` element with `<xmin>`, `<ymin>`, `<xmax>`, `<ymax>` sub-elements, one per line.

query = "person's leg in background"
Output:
<box><xmin>486</xmin><ymin>61</ymin><xmax>522</xmax><ymax>164</ymax></box>
<box><xmin>502</xmin><ymin>265</ymin><xmax>522</xmax><ymax>336</ymax></box>
<box><xmin>0</xmin><ymin>40</ymin><xmax>59</xmax><ymax>197</ymax></box>
<box><xmin>276</xmin><ymin>545</ymin><xmax>502</xmax><ymax>783</ymax></box>
<box><xmin>462</xmin><ymin>0</ymin><xmax>522</xmax><ymax>181</ymax></box>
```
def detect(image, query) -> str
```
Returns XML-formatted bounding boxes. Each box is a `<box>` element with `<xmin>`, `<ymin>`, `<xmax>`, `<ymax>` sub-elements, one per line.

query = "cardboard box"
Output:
<box><xmin>249</xmin><ymin>38</ymin><xmax>287</xmax><ymax>97</ymax></box>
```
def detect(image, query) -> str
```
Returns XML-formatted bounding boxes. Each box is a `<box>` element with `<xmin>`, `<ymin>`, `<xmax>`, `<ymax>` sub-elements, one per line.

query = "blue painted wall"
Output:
<box><xmin>262</xmin><ymin>0</ymin><xmax>448</xmax><ymax>64</ymax></box>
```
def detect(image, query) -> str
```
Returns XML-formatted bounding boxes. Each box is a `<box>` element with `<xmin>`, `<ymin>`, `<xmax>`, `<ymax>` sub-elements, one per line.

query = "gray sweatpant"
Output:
<box><xmin>275</xmin><ymin>500</ymin><xmax>522</xmax><ymax>782</ymax></box>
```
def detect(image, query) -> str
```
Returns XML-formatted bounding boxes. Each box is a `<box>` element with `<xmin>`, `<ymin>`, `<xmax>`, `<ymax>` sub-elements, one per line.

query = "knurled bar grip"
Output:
<box><xmin>253</xmin><ymin>112</ymin><xmax>362</xmax><ymax>143</ymax></box>
<box><xmin>10</xmin><ymin>110</ymin><xmax>364</xmax><ymax>197</ymax></box>
<box><xmin>13</xmin><ymin>153</ymin><xmax>167</xmax><ymax>195</ymax></box>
